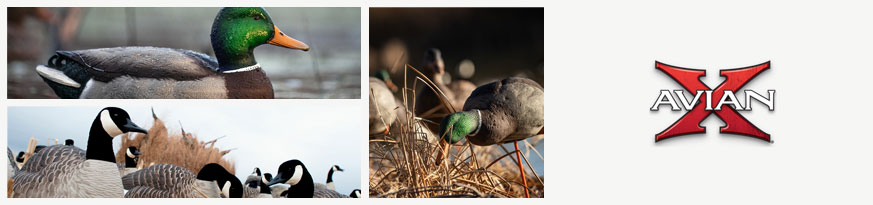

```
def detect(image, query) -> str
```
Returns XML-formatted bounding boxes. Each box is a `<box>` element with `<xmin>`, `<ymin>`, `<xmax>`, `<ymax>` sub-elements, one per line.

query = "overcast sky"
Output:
<box><xmin>8</xmin><ymin>104</ymin><xmax>362</xmax><ymax>195</ymax></box>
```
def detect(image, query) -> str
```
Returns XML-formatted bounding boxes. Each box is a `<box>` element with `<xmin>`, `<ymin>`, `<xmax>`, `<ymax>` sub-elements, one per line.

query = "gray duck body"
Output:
<box><xmin>121</xmin><ymin>164</ymin><xmax>221</xmax><ymax>198</ymax></box>
<box><xmin>463</xmin><ymin>77</ymin><xmax>544</xmax><ymax>145</ymax></box>
<box><xmin>369</xmin><ymin>77</ymin><xmax>398</xmax><ymax>135</ymax></box>
<box><xmin>12</xmin><ymin>145</ymin><xmax>124</xmax><ymax>198</ymax></box>
<box><xmin>37</xmin><ymin>47</ymin><xmax>274</xmax><ymax>99</ymax></box>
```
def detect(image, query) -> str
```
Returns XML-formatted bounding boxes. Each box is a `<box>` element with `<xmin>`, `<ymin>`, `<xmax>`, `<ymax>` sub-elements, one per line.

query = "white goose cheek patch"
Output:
<box><xmin>285</xmin><ymin>165</ymin><xmax>303</xmax><ymax>185</ymax></box>
<box><xmin>101</xmin><ymin>110</ymin><xmax>124</xmax><ymax>137</ymax></box>
<box><xmin>221</xmin><ymin>181</ymin><xmax>231</xmax><ymax>197</ymax></box>
<box><xmin>126</xmin><ymin>149</ymin><xmax>135</xmax><ymax>158</ymax></box>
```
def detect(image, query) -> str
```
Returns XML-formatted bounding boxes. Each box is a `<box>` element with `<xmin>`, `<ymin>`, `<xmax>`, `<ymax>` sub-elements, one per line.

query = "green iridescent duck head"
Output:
<box><xmin>211</xmin><ymin>7</ymin><xmax>310</xmax><ymax>72</ymax></box>
<box><xmin>439</xmin><ymin>110</ymin><xmax>481</xmax><ymax>144</ymax></box>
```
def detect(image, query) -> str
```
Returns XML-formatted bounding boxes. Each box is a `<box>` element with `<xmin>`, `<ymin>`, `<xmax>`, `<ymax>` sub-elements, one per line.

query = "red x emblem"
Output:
<box><xmin>655</xmin><ymin>61</ymin><xmax>772</xmax><ymax>142</ymax></box>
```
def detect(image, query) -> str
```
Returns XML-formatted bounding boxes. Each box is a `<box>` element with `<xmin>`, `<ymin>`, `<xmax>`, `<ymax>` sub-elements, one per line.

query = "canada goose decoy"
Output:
<box><xmin>314</xmin><ymin>165</ymin><xmax>343</xmax><ymax>190</ymax></box>
<box><xmin>122</xmin><ymin>163</ymin><xmax>242</xmax><ymax>198</ymax></box>
<box><xmin>16</xmin><ymin>152</ymin><xmax>24</xmax><ymax>163</ymax></box>
<box><xmin>12</xmin><ymin>107</ymin><xmax>148</xmax><ymax>198</ymax></box>
<box><xmin>64</xmin><ymin>139</ymin><xmax>74</xmax><ymax>146</ymax></box>
<box><xmin>350</xmin><ymin>189</ymin><xmax>361</xmax><ymax>198</ymax></box>
<box><xmin>243</xmin><ymin>167</ymin><xmax>272</xmax><ymax>198</ymax></box>
<box><xmin>35</xmin><ymin>7</ymin><xmax>310</xmax><ymax>99</ymax></box>
<box><xmin>438</xmin><ymin>77</ymin><xmax>544</xmax><ymax>198</ymax></box>
<box><xmin>118</xmin><ymin>146</ymin><xmax>142</xmax><ymax>177</ymax></box>
<box><xmin>266</xmin><ymin>160</ymin><xmax>349</xmax><ymax>198</ymax></box>
<box><xmin>263</xmin><ymin>173</ymin><xmax>273</xmax><ymax>183</ymax></box>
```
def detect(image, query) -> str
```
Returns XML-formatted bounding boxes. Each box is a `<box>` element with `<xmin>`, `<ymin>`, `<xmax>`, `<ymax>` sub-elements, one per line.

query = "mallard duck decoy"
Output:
<box><xmin>12</xmin><ymin>107</ymin><xmax>148</xmax><ymax>198</ymax></box>
<box><xmin>438</xmin><ymin>77</ymin><xmax>544</xmax><ymax>198</ymax></box>
<box><xmin>369</xmin><ymin>77</ymin><xmax>398</xmax><ymax>135</ymax></box>
<box><xmin>35</xmin><ymin>7</ymin><xmax>310</xmax><ymax>99</ymax></box>
<box><xmin>122</xmin><ymin>163</ymin><xmax>242</xmax><ymax>198</ymax></box>
<box><xmin>266</xmin><ymin>160</ymin><xmax>349</xmax><ymax>198</ymax></box>
<box><xmin>414</xmin><ymin>49</ymin><xmax>459</xmax><ymax>121</ymax></box>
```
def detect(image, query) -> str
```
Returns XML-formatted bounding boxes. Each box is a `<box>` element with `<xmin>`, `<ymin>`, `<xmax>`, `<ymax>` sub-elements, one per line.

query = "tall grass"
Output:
<box><xmin>369</xmin><ymin>65</ymin><xmax>544</xmax><ymax>198</ymax></box>
<box><xmin>115</xmin><ymin>110</ymin><xmax>235</xmax><ymax>174</ymax></box>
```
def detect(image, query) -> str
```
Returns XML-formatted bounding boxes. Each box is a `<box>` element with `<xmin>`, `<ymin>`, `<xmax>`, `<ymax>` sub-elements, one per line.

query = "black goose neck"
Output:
<box><xmin>86</xmin><ymin>116</ymin><xmax>117</xmax><ymax>163</ymax></box>
<box><xmin>327</xmin><ymin>169</ymin><xmax>334</xmax><ymax>183</ymax></box>
<box><xmin>288</xmin><ymin>168</ymin><xmax>314</xmax><ymax>198</ymax></box>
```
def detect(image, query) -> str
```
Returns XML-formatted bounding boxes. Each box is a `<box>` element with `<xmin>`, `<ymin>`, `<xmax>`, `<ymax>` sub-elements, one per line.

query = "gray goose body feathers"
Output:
<box><xmin>11</xmin><ymin>107</ymin><xmax>147</xmax><ymax>198</ymax></box>
<box><xmin>13</xmin><ymin>146</ymin><xmax>123</xmax><ymax>198</ymax></box>
<box><xmin>122</xmin><ymin>163</ymin><xmax>241</xmax><ymax>198</ymax></box>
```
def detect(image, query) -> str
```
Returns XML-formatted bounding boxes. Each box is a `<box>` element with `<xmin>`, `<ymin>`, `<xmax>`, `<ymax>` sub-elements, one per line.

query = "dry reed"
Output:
<box><xmin>369</xmin><ymin>65</ymin><xmax>544</xmax><ymax>198</ymax></box>
<box><xmin>115</xmin><ymin>110</ymin><xmax>235</xmax><ymax>174</ymax></box>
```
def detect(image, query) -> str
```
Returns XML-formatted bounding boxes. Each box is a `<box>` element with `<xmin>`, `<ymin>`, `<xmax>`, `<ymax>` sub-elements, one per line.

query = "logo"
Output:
<box><xmin>651</xmin><ymin>61</ymin><xmax>774</xmax><ymax>143</ymax></box>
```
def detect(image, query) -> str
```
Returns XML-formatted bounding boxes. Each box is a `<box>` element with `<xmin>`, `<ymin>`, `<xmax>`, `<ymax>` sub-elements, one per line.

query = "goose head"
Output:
<box><xmin>64</xmin><ymin>139</ymin><xmax>74</xmax><ymax>146</ymax></box>
<box><xmin>196</xmin><ymin>163</ymin><xmax>243</xmax><ymax>198</ymax></box>
<box><xmin>96</xmin><ymin>107</ymin><xmax>148</xmax><ymax>138</ymax></box>
<box><xmin>124</xmin><ymin>146</ymin><xmax>141</xmax><ymax>168</ymax></box>
<box><xmin>331</xmin><ymin>165</ymin><xmax>344</xmax><ymax>172</ymax></box>
<box><xmin>350</xmin><ymin>189</ymin><xmax>361</xmax><ymax>198</ymax></box>
<box><xmin>439</xmin><ymin>110</ymin><xmax>482</xmax><ymax>144</ymax></box>
<box><xmin>267</xmin><ymin>159</ymin><xmax>313</xmax><ymax>197</ymax></box>
<box><xmin>211</xmin><ymin>7</ymin><xmax>310</xmax><ymax>72</ymax></box>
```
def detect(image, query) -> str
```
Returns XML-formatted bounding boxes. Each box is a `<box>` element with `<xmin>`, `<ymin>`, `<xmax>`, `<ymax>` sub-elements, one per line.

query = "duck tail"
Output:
<box><xmin>35</xmin><ymin>52</ymin><xmax>91</xmax><ymax>98</ymax></box>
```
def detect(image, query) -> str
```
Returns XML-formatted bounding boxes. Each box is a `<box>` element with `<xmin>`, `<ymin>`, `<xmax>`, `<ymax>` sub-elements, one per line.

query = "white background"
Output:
<box><xmin>4</xmin><ymin>0</ymin><xmax>873</xmax><ymax>204</ymax></box>
<box><xmin>571</xmin><ymin>0</ymin><xmax>873</xmax><ymax>204</ymax></box>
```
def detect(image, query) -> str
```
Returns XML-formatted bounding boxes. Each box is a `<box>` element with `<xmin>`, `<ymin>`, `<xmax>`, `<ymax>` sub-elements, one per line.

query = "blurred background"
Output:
<box><xmin>7</xmin><ymin>7</ymin><xmax>361</xmax><ymax>99</ymax></box>
<box><xmin>370</xmin><ymin>8</ymin><xmax>544</xmax><ymax>175</ymax></box>
<box><xmin>370</xmin><ymin>8</ymin><xmax>544</xmax><ymax>86</ymax></box>
<box><xmin>8</xmin><ymin>104</ymin><xmax>362</xmax><ymax>195</ymax></box>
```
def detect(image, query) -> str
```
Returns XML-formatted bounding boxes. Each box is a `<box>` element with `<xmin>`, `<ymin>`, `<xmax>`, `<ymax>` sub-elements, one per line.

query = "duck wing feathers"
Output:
<box><xmin>55</xmin><ymin>47</ymin><xmax>219</xmax><ymax>82</ymax></box>
<box><xmin>463</xmin><ymin>77</ymin><xmax>544</xmax><ymax>145</ymax></box>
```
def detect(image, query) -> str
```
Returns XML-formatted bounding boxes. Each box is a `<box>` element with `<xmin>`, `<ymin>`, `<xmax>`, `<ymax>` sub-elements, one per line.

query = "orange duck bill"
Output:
<box><xmin>268</xmin><ymin>25</ymin><xmax>310</xmax><ymax>51</ymax></box>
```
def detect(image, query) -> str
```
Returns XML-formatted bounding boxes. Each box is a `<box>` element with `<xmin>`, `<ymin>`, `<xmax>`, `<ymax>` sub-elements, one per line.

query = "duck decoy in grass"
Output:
<box><xmin>314</xmin><ymin>165</ymin><xmax>343</xmax><ymax>190</ymax></box>
<box><xmin>35</xmin><ymin>7</ymin><xmax>310</xmax><ymax>99</ymax></box>
<box><xmin>118</xmin><ymin>146</ymin><xmax>142</xmax><ymax>177</ymax></box>
<box><xmin>350</xmin><ymin>189</ymin><xmax>361</xmax><ymax>198</ymax></box>
<box><xmin>122</xmin><ymin>163</ymin><xmax>242</xmax><ymax>198</ymax></box>
<box><xmin>415</xmin><ymin>49</ymin><xmax>459</xmax><ymax>122</ymax></box>
<box><xmin>369</xmin><ymin>77</ymin><xmax>398</xmax><ymax>135</ymax></box>
<box><xmin>437</xmin><ymin>77</ymin><xmax>544</xmax><ymax>198</ymax></box>
<box><xmin>266</xmin><ymin>159</ymin><xmax>349</xmax><ymax>198</ymax></box>
<box><xmin>12</xmin><ymin>107</ymin><xmax>148</xmax><ymax>198</ymax></box>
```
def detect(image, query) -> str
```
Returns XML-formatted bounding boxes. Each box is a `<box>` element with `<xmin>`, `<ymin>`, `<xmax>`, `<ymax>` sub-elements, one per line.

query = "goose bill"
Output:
<box><xmin>122</xmin><ymin>119</ymin><xmax>148</xmax><ymax>134</ymax></box>
<box><xmin>268</xmin><ymin>26</ymin><xmax>310</xmax><ymax>51</ymax></box>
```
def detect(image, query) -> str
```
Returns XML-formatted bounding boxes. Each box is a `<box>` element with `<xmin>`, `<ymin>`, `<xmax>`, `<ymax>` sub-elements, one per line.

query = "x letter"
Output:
<box><xmin>655</xmin><ymin>61</ymin><xmax>772</xmax><ymax>142</ymax></box>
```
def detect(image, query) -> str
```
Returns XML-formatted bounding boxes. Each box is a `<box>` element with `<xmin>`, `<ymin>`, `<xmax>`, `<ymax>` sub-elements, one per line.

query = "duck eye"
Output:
<box><xmin>253</xmin><ymin>16</ymin><xmax>260</xmax><ymax>20</ymax></box>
